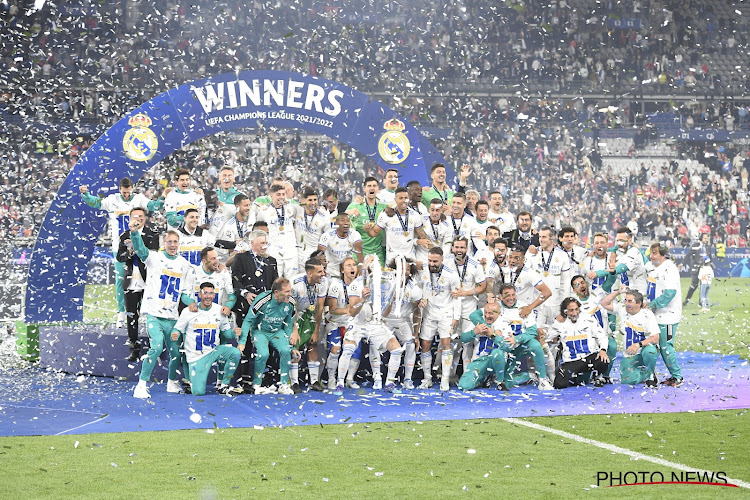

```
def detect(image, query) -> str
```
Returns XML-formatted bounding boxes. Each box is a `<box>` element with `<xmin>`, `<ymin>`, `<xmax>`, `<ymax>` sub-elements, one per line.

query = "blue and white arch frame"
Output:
<box><xmin>25</xmin><ymin>70</ymin><xmax>448</xmax><ymax>322</ymax></box>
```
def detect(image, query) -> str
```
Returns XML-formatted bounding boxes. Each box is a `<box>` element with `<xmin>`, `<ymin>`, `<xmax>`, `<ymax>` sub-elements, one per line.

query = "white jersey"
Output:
<box><xmin>346</xmin><ymin>276</ymin><xmax>375</xmax><ymax>326</ymax></box>
<box><xmin>417</xmin><ymin>216</ymin><xmax>453</xmax><ymax>264</ymax></box>
<box><xmin>420</xmin><ymin>264</ymin><xmax>462</xmax><ymax>320</ymax></box>
<box><xmin>318</xmin><ymin>229</ymin><xmax>362</xmax><ymax>276</ymax></box>
<box><xmin>140</xmin><ymin>251</ymin><xmax>192</xmax><ymax>319</ymax></box>
<box><xmin>647</xmin><ymin>259</ymin><xmax>682</xmax><ymax>324</ymax></box>
<box><xmin>612</xmin><ymin>303</ymin><xmax>660</xmax><ymax>357</ymax></box>
<box><xmin>175</xmin><ymin>303</ymin><xmax>233</xmax><ymax>363</ymax></box>
<box><xmin>560</xmin><ymin>244</ymin><xmax>588</xmax><ymax>296</ymax></box>
<box><xmin>488</xmin><ymin>209</ymin><xmax>516</xmax><ymax>234</ymax></box>
<box><xmin>295</xmin><ymin>208</ymin><xmax>330</xmax><ymax>261</ymax></box>
<box><xmin>99</xmin><ymin>193</ymin><xmax>153</xmax><ymax>253</ymax></box>
<box><xmin>470</xmin><ymin>219</ymin><xmax>493</xmax><ymax>252</ymax></box>
<box><xmin>508</xmin><ymin>265</ymin><xmax>545</xmax><ymax>306</ymax></box>
<box><xmin>581</xmin><ymin>254</ymin><xmax>609</xmax><ymax>290</ymax></box>
<box><xmin>291</xmin><ymin>273</ymin><xmax>327</xmax><ymax>315</ymax></box>
<box><xmin>377</xmin><ymin>189</ymin><xmax>396</xmax><ymax>205</ymax></box>
<box><xmin>447</xmin><ymin>214</ymin><xmax>477</xmax><ymax>242</ymax></box>
<box><xmin>376</xmin><ymin>207</ymin><xmax>423</xmax><ymax>260</ymax></box>
<box><xmin>165</xmin><ymin>189</ymin><xmax>206</xmax><ymax>230</ymax></box>
<box><xmin>578</xmin><ymin>289</ymin><xmax>607</xmax><ymax>331</ymax></box>
<box><xmin>327</xmin><ymin>277</ymin><xmax>353</xmax><ymax>327</ymax></box>
<box><xmin>383</xmin><ymin>278</ymin><xmax>423</xmax><ymax>326</ymax></box>
<box><xmin>256</xmin><ymin>202</ymin><xmax>300</xmax><ymax>258</ymax></box>
<box><xmin>185</xmin><ymin>265</ymin><xmax>234</xmax><ymax>306</ymax></box>
<box><xmin>499</xmin><ymin>301</ymin><xmax>537</xmax><ymax>337</ymax></box>
<box><xmin>527</xmin><ymin>247</ymin><xmax>570</xmax><ymax>305</ymax></box>
<box><xmin>178</xmin><ymin>227</ymin><xmax>216</xmax><ymax>266</ymax></box>
<box><xmin>615</xmin><ymin>246</ymin><xmax>648</xmax><ymax>294</ymax></box>
<box><xmin>549</xmin><ymin>316</ymin><xmax>607</xmax><ymax>363</ymax></box>
<box><xmin>445</xmin><ymin>255</ymin><xmax>486</xmax><ymax>318</ymax></box>
<box><xmin>207</xmin><ymin>203</ymin><xmax>237</xmax><ymax>237</ymax></box>
<box><xmin>473</xmin><ymin>247</ymin><xmax>495</xmax><ymax>274</ymax></box>
<box><xmin>215</xmin><ymin>216</ymin><xmax>252</xmax><ymax>260</ymax></box>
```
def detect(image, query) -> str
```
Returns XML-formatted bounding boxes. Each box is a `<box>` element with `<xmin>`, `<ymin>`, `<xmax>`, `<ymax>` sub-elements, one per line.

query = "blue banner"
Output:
<box><xmin>25</xmin><ymin>71</ymin><xmax>449</xmax><ymax>323</ymax></box>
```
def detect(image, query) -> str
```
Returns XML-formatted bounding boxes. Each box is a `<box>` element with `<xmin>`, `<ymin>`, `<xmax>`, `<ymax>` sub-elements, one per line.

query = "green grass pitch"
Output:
<box><xmin>0</xmin><ymin>278</ymin><xmax>746</xmax><ymax>498</ymax></box>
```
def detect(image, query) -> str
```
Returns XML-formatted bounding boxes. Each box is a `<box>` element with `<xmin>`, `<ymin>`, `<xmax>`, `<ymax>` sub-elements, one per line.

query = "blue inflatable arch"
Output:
<box><xmin>25</xmin><ymin>70</ymin><xmax>449</xmax><ymax>323</ymax></box>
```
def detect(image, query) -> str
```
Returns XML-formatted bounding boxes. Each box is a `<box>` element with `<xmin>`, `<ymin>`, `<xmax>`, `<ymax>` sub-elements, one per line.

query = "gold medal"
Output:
<box><xmin>279</xmin><ymin>225</ymin><xmax>285</xmax><ymax>231</ymax></box>
<box><xmin>543</xmin><ymin>271</ymin><xmax>549</xmax><ymax>277</ymax></box>
<box><xmin>255</xmin><ymin>270</ymin><xmax>262</xmax><ymax>277</ymax></box>
<box><xmin>403</xmin><ymin>231</ymin><xmax>408</xmax><ymax>237</ymax></box>
<box><xmin>308</xmin><ymin>305</ymin><xmax>315</xmax><ymax>312</ymax></box>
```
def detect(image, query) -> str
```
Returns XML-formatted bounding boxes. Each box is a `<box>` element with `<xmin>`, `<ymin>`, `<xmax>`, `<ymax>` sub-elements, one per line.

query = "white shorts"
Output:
<box><xmin>384</xmin><ymin>319</ymin><xmax>414</xmax><ymax>343</ymax></box>
<box><xmin>344</xmin><ymin>322</ymin><xmax>394</xmax><ymax>351</ymax></box>
<box><xmin>419</xmin><ymin>314</ymin><xmax>455</xmax><ymax>341</ymax></box>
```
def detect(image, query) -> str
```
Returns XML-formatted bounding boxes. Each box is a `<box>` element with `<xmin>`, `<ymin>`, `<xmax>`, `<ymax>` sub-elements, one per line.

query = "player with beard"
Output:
<box><xmin>416</xmin><ymin>198</ymin><xmax>453</xmax><ymax>267</ymax></box>
<box><xmin>318</xmin><ymin>213</ymin><xmax>364</xmax><ymax>278</ymax></box>
<box><xmin>445</xmin><ymin>237</ymin><xmax>487</xmax><ymax>383</ymax></box>
<box><xmin>417</xmin><ymin>247</ymin><xmax>462</xmax><ymax>391</ymax></box>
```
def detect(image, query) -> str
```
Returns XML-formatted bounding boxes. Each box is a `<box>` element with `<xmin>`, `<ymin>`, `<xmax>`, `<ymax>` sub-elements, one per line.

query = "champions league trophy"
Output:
<box><xmin>364</xmin><ymin>254</ymin><xmax>407</xmax><ymax>323</ymax></box>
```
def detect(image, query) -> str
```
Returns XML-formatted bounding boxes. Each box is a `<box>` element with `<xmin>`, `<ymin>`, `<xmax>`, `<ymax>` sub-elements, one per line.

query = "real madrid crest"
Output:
<box><xmin>378</xmin><ymin>118</ymin><xmax>410</xmax><ymax>164</ymax></box>
<box><xmin>123</xmin><ymin>112</ymin><xmax>158</xmax><ymax>162</ymax></box>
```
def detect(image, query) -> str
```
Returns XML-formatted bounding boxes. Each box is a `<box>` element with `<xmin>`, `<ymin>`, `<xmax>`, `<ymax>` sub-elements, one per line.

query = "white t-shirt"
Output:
<box><xmin>549</xmin><ymin>316</ymin><xmax>607</xmax><ymax>363</ymax></box>
<box><xmin>140</xmin><ymin>251</ymin><xmax>192</xmax><ymax>319</ymax></box>
<box><xmin>165</xmin><ymin>189</ymin><xmax>206</xmax><ymax>230</ymax></box>
<box><xmin>447</xmin><ymin>214</ymin><xmax>477</xmax><ymax>242</ymax></box>
<box><xmin>616</xmin><ymin>246</ymin><xmax>648</xmax><ymax>294</ymax></box>
<box><xmin>178</xmin><ymin>228</ymin><xmax>216</xmax><ymax>266</ymax></box>
<box><xmin>647</xmin><ymin>259</ymin><xmax>682</xmax><ymax>324</ymax></box>
<box><xmin>612</xmin><ymin>303</ymin><xmax>660</xmax><ymax>357</ymax></box>
<box><xmin>99</xmin><ymin>193</ymin><xmax>153</xmax><ymax>253</ymax></box>
<box><xmin>327</xmin><ymin>277</ymin><xmax>353</xmax><ymax>327</ymax></box>
<box><xmin>184</xmin><ymin>265</ymin><xmax>234</xmax><ymax>306</ymax></box>
<box><xmin>175</xmin><ymin>303</ymin><xmax>233</xmax><ymax>363</ymax></box>
<box><xmin>580</xmin><ymin>254</ymin><xmax>608</xmax><ymax>290</ymax></box>
<box><xmin>488</xmin><ymin>209</ymin><xmax>516</xmax><ymax>234</ymax></box>
<box><xmin>509</xmin><ymin>265</ymin><xmax>545</xmax><ymax>306</ymax></box>
<box><xmin>377</xmin><ymin>207</ymin><xmax>423</xmax><ymax>260</ymax></box>
<box><xmin>318</xmin><ymin>229</ymin><xmax>362</xmax><ymax>276</ymax></box>
<box><xmin>207</xmin><ymin>203</ymin><xmax>237</xmax><ymax>237</ymax></box>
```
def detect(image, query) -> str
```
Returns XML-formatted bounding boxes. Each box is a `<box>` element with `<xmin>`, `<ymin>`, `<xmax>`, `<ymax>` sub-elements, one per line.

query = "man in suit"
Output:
<box><xmin>502</xmin><ymin>211</ymin><xmax>540</xmax><ymax>252</ymax></box>
<box><xmin>231</xmin><ymin>229</ymin><xmax>279</xmax><ymax>391</ymax></box>
<box><xmin>116</xmin><ymin>206</ymin><xmax>160</xmax><ymax>361</ymax></box>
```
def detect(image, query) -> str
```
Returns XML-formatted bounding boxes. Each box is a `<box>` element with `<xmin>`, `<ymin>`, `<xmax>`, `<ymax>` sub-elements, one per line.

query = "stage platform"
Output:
<box><xmin>1</xmin><ymin>350</ymin><xmax>748</xmax><ymax>437</ymax></box>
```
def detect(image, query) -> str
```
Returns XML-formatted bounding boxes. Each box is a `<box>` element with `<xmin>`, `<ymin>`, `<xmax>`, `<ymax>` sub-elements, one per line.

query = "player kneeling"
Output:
<box><xmin>170</xmin><ymin>282</ymin><xmax>241</xmax><ymax>396</ymax></box>
<box><xmin>458</xmin><ymin>302</ymin><xmax>512</xmax><ymax>391</ymax></box>
<box><xmin>547</xmin><ymin>298</ymin><xmax>610</xmax><ymax>389</ymax></box>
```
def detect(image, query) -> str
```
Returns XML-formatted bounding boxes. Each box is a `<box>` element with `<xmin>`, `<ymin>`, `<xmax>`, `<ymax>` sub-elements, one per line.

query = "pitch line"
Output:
<box><xmin>502</xmin><ymin>417</ymin><xmax>750</xmax><ymax>489</ymax></box>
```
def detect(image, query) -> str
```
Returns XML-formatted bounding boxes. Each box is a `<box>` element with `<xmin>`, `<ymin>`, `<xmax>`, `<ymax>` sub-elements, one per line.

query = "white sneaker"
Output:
<box><xmin>115</xmin><ymin>311</ymin><xmax>126</xmax><ymax>329</ymax></box>
<box><xmin>418</xmin><ymin>378</ymin><xmax>433</xmax><ymax>389</ymax></box>
<box><xmin>166</xmin><ymin>379</ymin><xmax>184</xmax><ymax>393</ymax></box>
<box><xmin>253</xmin><ymin>384</ymin><xmax>274</xmax><ymax>395</ymax></box>
<box><xmin>346</xmin><ymin>380</ymin><xmax>360</xmax><ymax>389</ymax></box>
<box><xmin>372</xmin><ymin>378</ymin><xmax>383</xmax><ymax>390</ymax></box>
<box><xmin>440</xmin><ymin>378</ymin><xmax>450</xmax><ymax>392</ymax></box>
<box><xmin>538</xmin><ymin>378</ymin><xmax>554</xmax><ymax>391</ymax></box>
<box><xmin>277</xmin><ymin>383</ymin><xmax>295</xmax><ymax>395</ymax></box>
<box><xmin>402</xmin><ymin>379</ymin><xmax>415</xmax><ymax>390</ymax></box>
<box><xmin>133</xmin><ymin>384</ymin><xmax>151</xmax><ymax>399</ymax></box>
